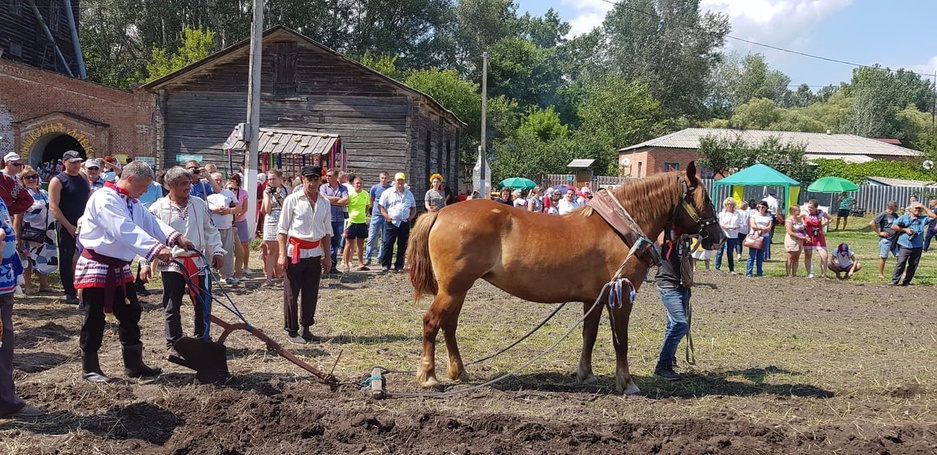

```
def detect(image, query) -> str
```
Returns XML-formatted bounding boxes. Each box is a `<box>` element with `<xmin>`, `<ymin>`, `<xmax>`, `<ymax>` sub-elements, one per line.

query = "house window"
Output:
<box><xmin>9</xmin><ymin>0</ymin><xmax>23</xmax><ymax>16</ymax></box>
<box><xmin>8</xmin><ymin>42</ymin><xmax>22</xmax><ymax>58</ymax></box>
<box><xmin>271</xmin><ymin>42</ymin><xmax>297</xmax><ymax>95</ymax></box>
<box><xmin>663</xmin><ymin>162</ymin><xmax>679</xmax><ymax>172</ymax></box>
<box><xmin>637</xmin><ymin>162</ymin><xmax>643</xmax><ymax>177</ymax></box>
<box><xmin>436</xmin><ymin>139</ymin><xmax>443</xmax><ymax>177</ymax></box>
<box><xmin>424</xmin><ymin>131</ymin><xmax>432</xmax><ymax>187</ymax></box>
<box><xmin>445</xmin><ymin>140</ymin><xmax>451</xmax><ymax>180</ymax></box>
<box><xmin>49</xmin><ymin>1</ymin><xmax>61</xmax><ymax>33</ymax></box>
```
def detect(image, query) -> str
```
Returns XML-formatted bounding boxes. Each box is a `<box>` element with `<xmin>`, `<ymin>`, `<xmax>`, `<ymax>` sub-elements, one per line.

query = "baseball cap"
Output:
<box><xmin>63</xmin><ymin>150</ymin><xmax>83</xmax><ymax>162</ymax></box>
<box><xmin>394</xmin><ymin>172</ymin><xmax>406</xmax><ymax>180</ymax></box>
<box><xmin>3</xmin><ymin>152</ymin><xmax>22</xmax><ymax>163</ymax></box>
<box><xmin>301</xmin><ymin>165</ymin><xmax>323</xmax><ymax>177</ymax></box>
<box><xmin>85</xmin><ymin>159</ymin><xmax>102</xmax><ymax>169</ymax></box>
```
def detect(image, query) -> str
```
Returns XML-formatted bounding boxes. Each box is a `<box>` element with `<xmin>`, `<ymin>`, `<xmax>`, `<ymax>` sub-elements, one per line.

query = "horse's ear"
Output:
<box><xmin>686</xmin><ymin>161</ymin><xmax>699</xmax><ymax>186</ymax></box>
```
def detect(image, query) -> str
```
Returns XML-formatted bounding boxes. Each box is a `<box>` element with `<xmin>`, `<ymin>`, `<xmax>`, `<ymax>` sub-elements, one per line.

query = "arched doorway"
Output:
<box><xmin>27</xmin><ymin>133</ymin><xmax>86</xmax><ymax>167</ymax></box>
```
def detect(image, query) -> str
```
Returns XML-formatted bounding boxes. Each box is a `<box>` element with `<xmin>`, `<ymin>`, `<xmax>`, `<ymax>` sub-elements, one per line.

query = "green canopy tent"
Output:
<box><xmin>713</xmin><ymin>164</ymin><xmax>801</xmax><ymax>211</ymax></box>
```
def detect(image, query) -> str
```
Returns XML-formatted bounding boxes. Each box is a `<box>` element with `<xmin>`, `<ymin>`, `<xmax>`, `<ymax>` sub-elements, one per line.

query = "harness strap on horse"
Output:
<box><xmin>590</xmin><ymin>189</ymin><xmax>661</xmax><ymax>267</ymax></box>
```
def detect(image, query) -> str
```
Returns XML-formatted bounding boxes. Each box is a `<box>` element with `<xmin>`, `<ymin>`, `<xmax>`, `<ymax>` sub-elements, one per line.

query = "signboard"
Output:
<box><xmin>176</xmin><ymin>154</ymin><xmax>203</xmax><ymax>164</ymax></box>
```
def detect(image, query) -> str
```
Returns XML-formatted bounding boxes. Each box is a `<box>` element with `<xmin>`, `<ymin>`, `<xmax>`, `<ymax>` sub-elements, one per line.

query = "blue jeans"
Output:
<box><xmin>381</xmin><ymin>220</ymin><xmax>410</xmax><ymax>270</ymax></box>
<box><xmin>365</xmin><ymin>214</ymin><xmax>386</xmax><ymax>263</ymax></box>
<box><xmin>746</xmin><ymin>245</ymin><xmax>765</xmax><ymax>276</ymax></box>
<box><xmin>764</xmin><ymin>226</ymin><xmax>773</xmax><ymax>260</ymax></box>
<box><xmin>715</xmin><ymin>237</ymin><xmax>738</xmax><ymax>272</ymax></box>
<box><xmin>657</xmin><ymin>286</ymin><xmax>690</xmax><ymax>369</ymax></box>
<box><xmin>329</xmin><ymin>220</ymin><xmax>344</xmax><ymax>268</ymax></box>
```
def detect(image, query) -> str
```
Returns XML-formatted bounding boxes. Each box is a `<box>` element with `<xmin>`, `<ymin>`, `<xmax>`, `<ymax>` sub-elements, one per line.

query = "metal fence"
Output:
<box><xmin>540</xmin><ymin>174</ymin><xmax>936</xmax><ymax>215</ymax></box>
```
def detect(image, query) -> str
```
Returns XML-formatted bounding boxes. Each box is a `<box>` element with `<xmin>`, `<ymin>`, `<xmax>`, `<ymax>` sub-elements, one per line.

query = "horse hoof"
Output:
<box><xmin>576</xmin><ymin>372</ymin><xmax>596</xmax><ymax>384</ymax></box>
<box><xmin>621</xmin><ymin>381</ymin><xmax>641</xmax><ymax>395</ymax></box>
<box><xmin>419</xmin><ymin>376</ymin><xmax>439</xmax><ymax>388</ymax></box>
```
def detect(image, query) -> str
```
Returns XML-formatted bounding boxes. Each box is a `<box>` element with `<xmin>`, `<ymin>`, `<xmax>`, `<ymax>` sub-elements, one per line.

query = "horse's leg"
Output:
<box><xmin>577</xmin><ymin>301</ymin><xmax>602</xmax><ymax>384</ymax></box>
<box><xmin>418</xmin><ymin>289</ymin><xmax>469</xmax><ymax>387</ymax></box>
<box><xmin>440</xmin><ymin>291</ymin><xmax>469</xmax><ymax>382</ymax></box>
<box><xmin>609</xmin><ymin>306</ymin><xmax>641</xmax><ymax>395</ymax></box>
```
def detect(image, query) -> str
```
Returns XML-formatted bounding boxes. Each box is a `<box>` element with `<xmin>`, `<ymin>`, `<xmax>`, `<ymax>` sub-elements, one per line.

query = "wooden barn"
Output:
<box><xmin>143</xmin><ymin>26</ymin><xmax>464</xmax><ymax>195</ymax></box>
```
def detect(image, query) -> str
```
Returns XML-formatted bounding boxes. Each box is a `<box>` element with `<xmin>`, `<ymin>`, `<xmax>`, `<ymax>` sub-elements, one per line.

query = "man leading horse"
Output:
<box><xmin>407</xmin><ymin>161</ymin><xmax>724</xmax><ymax>394</ymax></box>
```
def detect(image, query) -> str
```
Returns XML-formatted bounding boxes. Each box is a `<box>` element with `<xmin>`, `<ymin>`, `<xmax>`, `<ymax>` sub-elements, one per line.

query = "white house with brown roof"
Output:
<box><xmin>618</xmin><ymin>128</ymin><xmax>920</xmax><ymax>178</ymax></box>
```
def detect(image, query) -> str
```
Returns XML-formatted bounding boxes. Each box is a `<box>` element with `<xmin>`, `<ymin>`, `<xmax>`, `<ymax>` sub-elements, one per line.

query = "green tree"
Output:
<box><xmin>696</xmin><ymin>134</ymin><xmax>812</xmax><ymax>183</ymax></box>
<box><xmin>517</xmin><ymin>106</ymin><xmax>568</xmax><ymax>142</ymax></box>
<box><xmin>145</xmin><ymin>27</ymin><xmax>216</xmax><ymax>82</ymax></box>
<box><xmin>602</xmin><ymin>0</ymin><xmax>730</xmax><ymax>119</ymax></box>
<box><xmin>575</xmin><ymin>75</ymin><xmax>663</xmax><ymax>174</ymax></box>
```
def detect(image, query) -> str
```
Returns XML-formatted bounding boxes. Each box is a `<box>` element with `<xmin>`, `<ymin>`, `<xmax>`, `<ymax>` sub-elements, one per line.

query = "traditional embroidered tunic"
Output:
<box><xmin>148</xmin><ymin>195</ymin><xmax>225</xmax><ymax>273</ymax></box>
<box><xmin>75</xmin><ymin>184</ymin><xmax>179</xmax><ymax>290</ymax></box>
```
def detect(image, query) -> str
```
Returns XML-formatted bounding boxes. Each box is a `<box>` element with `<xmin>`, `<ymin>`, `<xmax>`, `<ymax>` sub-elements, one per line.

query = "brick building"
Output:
<box><xmin>0</xmin><ymin>58</ymin><xmax>155</xmax><ymax>166</ymax></box>
<box><xmin>618</xmin><ymin>128</ymin><xmax>919</xmax><ymax>179</ymax></box>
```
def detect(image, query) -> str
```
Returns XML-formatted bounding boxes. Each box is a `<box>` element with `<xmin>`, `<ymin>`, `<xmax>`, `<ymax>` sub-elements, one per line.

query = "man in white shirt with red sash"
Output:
<box><xmin>276</xmin><ymin>165</ymin><xmax>332</xmax><ymax>344</ymax></box>
<box><xmin>75</xmin><ymin>161</ymin><xmax>194</xmax><ymax>382</ymax></box>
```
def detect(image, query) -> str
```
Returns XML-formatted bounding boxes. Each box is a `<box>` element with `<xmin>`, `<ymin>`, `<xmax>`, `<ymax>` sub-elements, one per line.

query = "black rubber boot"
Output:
<box><xmin>122</xmin><ymin>343</ymin><xmax>162</xmax><ymax>378</ymax></box>
<box><xmin>81</xmin><ymin>350</ymin><xmax>112</xmax><ymax>383</ymax></box>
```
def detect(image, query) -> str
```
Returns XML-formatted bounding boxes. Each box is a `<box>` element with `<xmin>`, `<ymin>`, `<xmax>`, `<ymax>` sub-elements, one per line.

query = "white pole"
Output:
<box><xmin>480</xmin><ymin>52</ymin><xmax>488</xmax><ymax>197</ymax></box>
<box><xmin>244</xmin><ymin>0</ymin><xmax>264</xmax><ymax>238</ymax></box>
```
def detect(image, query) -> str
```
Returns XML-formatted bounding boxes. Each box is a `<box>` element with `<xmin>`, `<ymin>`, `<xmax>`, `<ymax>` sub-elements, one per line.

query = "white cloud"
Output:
<box><xmin>562</xmin><ymin>0</ymin><xmax>614</xmax><ymax>36</ymax></box>
<box><xmin>701</xmin><ymin>0</ymin><xmax>852</xmax><ymax>53</ymax></box>
<box><xmin>909</xmin><ymin>56</ymin><xmax>937</xmax><ymax>77</ymax></box>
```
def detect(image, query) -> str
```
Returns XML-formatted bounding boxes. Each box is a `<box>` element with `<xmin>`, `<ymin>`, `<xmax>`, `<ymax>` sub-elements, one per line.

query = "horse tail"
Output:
<box><xmin>407</xmin><ymin>211</ymin><xmax>439</xmax><ymax>301</ymax></box>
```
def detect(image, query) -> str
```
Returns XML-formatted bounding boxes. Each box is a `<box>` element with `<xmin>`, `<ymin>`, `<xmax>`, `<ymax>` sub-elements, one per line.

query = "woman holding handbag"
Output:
<box><xmin>14</xmin><ymin>166</ymin><xmax>56</xmax><ymax>293</ymax></box>
<box><xmin>745</xmin><ymin>201</ymin><xmax>773</xmax><ymax>277</ymax></box>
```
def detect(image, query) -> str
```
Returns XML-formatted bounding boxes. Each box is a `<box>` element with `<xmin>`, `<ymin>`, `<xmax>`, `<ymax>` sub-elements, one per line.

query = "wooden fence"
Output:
<box><xmin>539</xmin><ymin>174</ymin><xmax>936</xmax><ymax>215</ymax></box>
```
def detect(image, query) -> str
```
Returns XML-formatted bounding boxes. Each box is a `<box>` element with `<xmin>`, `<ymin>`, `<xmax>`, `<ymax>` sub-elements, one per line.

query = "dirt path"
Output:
<box><xmin>3</xmin><ymin>268</ymin><xmax>936</xmax><ymax>453</ymax></box>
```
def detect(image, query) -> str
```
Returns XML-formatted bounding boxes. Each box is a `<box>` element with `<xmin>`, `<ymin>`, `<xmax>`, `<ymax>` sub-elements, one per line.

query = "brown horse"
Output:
<box><xmin>406</xmin><ymin>161</ymin><xmax>724</xmax><ymax>394</ymax></box>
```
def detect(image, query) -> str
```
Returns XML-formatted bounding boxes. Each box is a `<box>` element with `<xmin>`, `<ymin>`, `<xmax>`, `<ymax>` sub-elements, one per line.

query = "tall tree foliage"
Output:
<box><xmin>146</xmin><ymin>27</ymin><xmax>215</xmax><ymax>81</ymax></box>
<box><xmin>697</xmin><ymin>134</ymin><xmax>813</xmax><ymax>183</ymax></box>
<box><xmin>602</xmin><ymin>0</ymin><xmax>729</xmax><ymax>120</ymax></box>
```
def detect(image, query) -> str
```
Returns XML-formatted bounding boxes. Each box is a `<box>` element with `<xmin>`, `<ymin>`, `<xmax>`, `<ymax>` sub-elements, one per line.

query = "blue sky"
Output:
<box><xmin>513</xmin><ymin>0</ymin><xmax>937</xmax><ymax>89</ymax></box>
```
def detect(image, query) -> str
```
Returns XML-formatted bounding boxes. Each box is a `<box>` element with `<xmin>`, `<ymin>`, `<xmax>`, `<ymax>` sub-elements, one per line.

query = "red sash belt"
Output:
<box><xmin>289</xmin><ymin>237</ymin><xmax>321</xmax><ymax>264</ymax></box>
<box><xmin>81</xmin><ymin>249</ymin><xmax>131</xmax><ymax>315</ymax></box>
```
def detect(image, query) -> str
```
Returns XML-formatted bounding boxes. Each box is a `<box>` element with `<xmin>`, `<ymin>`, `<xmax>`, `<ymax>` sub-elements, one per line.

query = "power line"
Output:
<box><xmin>594</xmin><ymin>0</ymin><xmax>937</xmax><ymax>80</ymax></box>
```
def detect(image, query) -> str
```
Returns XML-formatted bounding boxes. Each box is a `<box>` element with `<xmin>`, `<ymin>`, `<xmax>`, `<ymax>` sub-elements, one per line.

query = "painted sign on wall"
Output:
<box><xmin>19</xmin><ymin>123</ymin><xmax>95</xmax><ymax>156</ymax></box>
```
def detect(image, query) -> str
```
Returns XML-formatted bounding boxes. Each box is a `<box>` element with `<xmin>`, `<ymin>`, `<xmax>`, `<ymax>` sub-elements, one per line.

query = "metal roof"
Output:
<box><xmin>223</xmin><ymin>127</ymin><xmax>340</xmax><ymax>156</ymax></box>
<box><xmin>567</xmin><ymin>159</ymin><xmax>595</xmax><ymax>168</ymax></box>
<box><xmin>804</xmin><ymin>154</ymin><xmax>875</xmax><ymax>164</ymax></box>
<box><xmin>620</xmin><ymin>128</ymin><xmax>918</xmax><ymax>157</ymax></box>
<box><xmin>865</xmin><ymin>176</ymin><xmax>937</xmax><ymax>187</ymax></box>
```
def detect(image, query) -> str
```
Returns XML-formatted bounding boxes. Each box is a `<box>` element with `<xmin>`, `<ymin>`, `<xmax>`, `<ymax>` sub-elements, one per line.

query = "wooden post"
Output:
<box><xmin>369</xmin><ymin>366</ymin><xmax>385</xmax><ymax>399</ymax></box>
<box><xmin>244</xmin><ymin>0</ymin><xmax>264</xmax><ymax>238</ymax></box>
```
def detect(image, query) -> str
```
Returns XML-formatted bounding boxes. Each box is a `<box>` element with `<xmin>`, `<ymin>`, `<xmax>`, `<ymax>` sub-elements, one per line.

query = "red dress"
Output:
<box><xmin>803</xmin><ymin>210</ymin><xmax>827</xmax><ymax>248</ymax></box>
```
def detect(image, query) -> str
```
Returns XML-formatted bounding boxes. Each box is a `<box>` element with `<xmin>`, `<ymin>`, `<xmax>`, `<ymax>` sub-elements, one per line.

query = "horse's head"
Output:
<box><xmin>671</xmin><ymin>161</ymin><xmax>725</xmax><ymax>250</ymax></box>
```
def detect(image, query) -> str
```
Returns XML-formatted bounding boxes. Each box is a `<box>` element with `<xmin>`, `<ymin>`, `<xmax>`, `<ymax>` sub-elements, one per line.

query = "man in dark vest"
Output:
<box><xmin>49</xmin><ymin>150</ymin><xmax>91</xmax><ymax>306</ymax></box>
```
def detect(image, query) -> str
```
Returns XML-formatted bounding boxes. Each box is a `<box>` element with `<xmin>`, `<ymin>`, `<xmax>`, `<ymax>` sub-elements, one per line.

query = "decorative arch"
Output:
<box><xmin>14</xmin><ymin>112</ymin><xmax>108</xmax><ymax>166</ymax></box>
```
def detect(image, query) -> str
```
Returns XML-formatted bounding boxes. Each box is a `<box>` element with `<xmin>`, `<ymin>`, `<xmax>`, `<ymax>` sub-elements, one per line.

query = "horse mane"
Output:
<box><xmin>603</xmin><ymin>172</ymin><xmax>687</xmax><ymax>223</ymax></box>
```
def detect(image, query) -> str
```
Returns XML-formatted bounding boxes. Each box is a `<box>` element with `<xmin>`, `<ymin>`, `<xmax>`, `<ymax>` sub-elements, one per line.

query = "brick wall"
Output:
<box><xmin>0</xmin><ymin>58</ymin><xmax>155</xmax><ymax>164</ymax></box>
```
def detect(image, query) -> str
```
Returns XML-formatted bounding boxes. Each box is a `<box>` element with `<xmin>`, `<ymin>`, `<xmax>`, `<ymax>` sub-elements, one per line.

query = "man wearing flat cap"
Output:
<box><xmin>276</xmin><ymin>165</ymin><xmax>332</xmax><ymax>344</ymax></box>
<box><xmin>377</xmin><ymin>172</ymin><xmax>416</xmax><ymax>272</ymax></box>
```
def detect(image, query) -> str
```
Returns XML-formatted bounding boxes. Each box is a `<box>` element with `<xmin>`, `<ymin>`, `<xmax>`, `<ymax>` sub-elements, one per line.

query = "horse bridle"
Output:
<box><xmin>673</xmin><ymin>175</ymin><xmax>719</xmax><ymax>241</ymax></box>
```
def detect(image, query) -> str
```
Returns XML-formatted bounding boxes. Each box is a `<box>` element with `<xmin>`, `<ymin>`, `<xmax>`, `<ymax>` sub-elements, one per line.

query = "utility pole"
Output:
<box><xmin>244</xmin><ymin>0</ymin><xmax>264</xmax><ymax>237</ymax></box>
<box><xmin>480</xmin><ymin>52</ymin><xmax>489</xmax><ymax>197</ymax></box>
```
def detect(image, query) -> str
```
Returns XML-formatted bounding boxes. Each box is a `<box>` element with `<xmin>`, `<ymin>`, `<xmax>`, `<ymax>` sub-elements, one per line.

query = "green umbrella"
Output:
<box><xmin>499</xmin><ymin>177</ymin><xmax>537</xmax><ymax>190</ymax></box>
<box><xmin>807</xmin><ymin>176</ymin><xmax>859</xmax><ymax>193</ymax></box>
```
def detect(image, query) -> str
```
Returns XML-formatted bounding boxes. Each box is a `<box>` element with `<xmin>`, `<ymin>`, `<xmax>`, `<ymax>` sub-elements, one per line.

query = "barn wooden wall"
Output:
<box><xmin>0</xmin><ymin>0</ymin><xmax>80</xmax><ymax>75</ymax></box>
<box><xmin>154</xmin><ymin>32</ymin><xmax>461</xmax><ymax>191</ymax></box>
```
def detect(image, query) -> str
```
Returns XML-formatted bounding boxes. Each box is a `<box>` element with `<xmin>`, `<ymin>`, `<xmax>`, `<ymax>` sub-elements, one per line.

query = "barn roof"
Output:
<box><xmin>142</xmin><ymin>26</ymin><xmax>464</xmax><ymax>127</ymax></box>
<box><xmin>619</xmin><ymin>128</ymin><xmax>918</xmax><ymax>158</ymax></box>
<box><xmin>223</xmin><ymin>127</ymin><xmax>340</xmax><ymax>156</ymax></box>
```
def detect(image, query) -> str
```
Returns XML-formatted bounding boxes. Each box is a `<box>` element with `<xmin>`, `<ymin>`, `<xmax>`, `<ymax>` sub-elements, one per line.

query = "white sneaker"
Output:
<box><xmin>243</xmin><ymin>268</ymin><xmax>255</xmax><ymax>275</ymax></box>
<box><xmin>808</xmin><ymin>273</ymin><xmax>815</xmax><ymax>278</ymax></box>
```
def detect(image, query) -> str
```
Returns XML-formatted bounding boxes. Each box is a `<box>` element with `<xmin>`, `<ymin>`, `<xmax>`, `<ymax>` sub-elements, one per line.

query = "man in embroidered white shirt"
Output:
<box><xmin>148</xmin><ymin>167</ymin><xmax>225</xmax><ymax>349</ymax></box>
<box><xmin>276</xmin><ymin>165</ymin><xmax>333</xmax><ymax>344</ymax></box>
<box><xmin>75</xmin><ymin>161</ymin><xmax>194</xmax><ymax>383</ymax></box>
